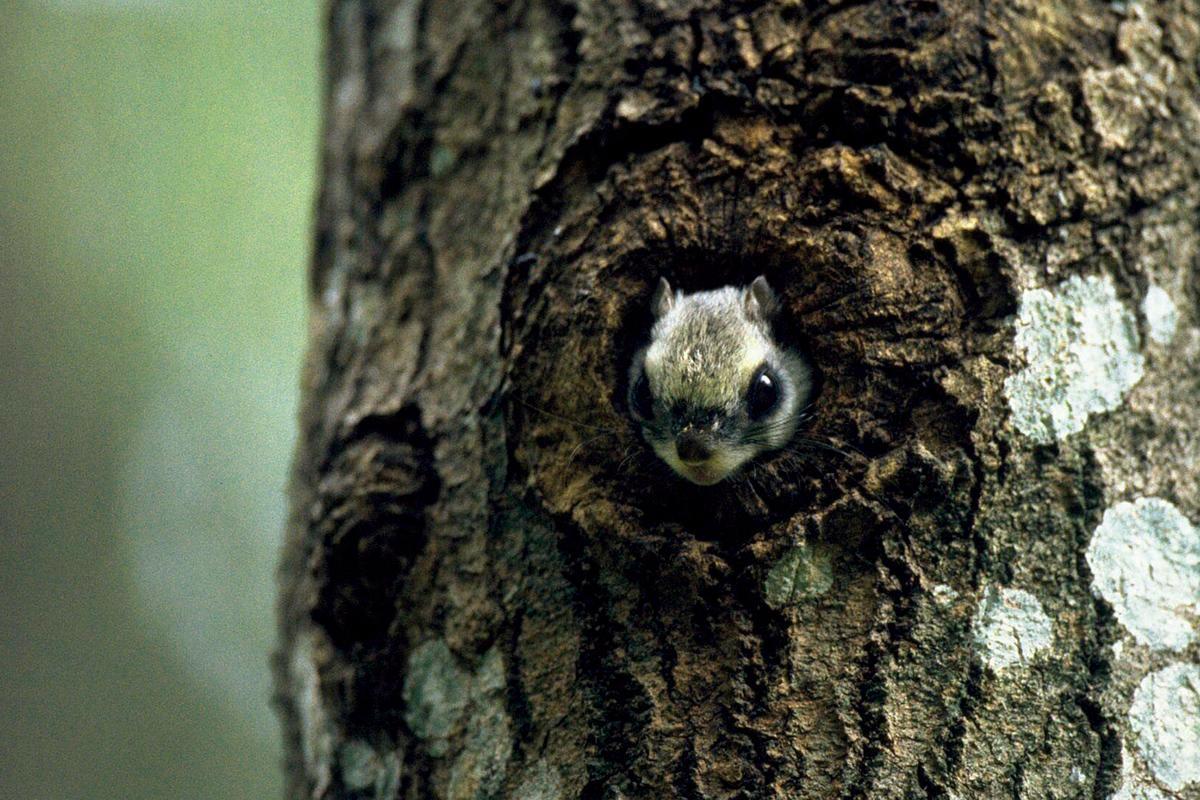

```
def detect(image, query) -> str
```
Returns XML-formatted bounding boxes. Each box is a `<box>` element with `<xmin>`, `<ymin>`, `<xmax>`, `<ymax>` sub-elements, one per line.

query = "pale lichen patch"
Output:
<box><xmin>615</xmin><ymin>90</ymin><xmax>658</xmax><ymax>122</ymax></box>
<box><xmin>515</xmin><ymin>760</ymin><xmax>564</xmax><ymax>800</ymax></box>
<box><xmin>1086</xmin><ymin>498</ymin><xmax>1200</xmax><ymax>652</ymax></box>
<box><xmin>430</xmin><ymin>145</ymin><xmax>458</xmax><ymax>178</ymax></box>
<box><xmin>1112</xmin><ymin>782</ymin><xmax>1170</xmax><ymax>800</ymax></box>
<box><xmin>340</xmin><ymin>739</ymin><xmax>377</xmax><ymax>790</ymax></box>
<box><xmin>1128</xmin><ymin>663</ymin><xmax>1200</xmax><ymax>792</ymax></box>
<box><xmin>340</xmin><ymin>739</ymin><xmax>401</xmax><ymax>798</ymax></box>
<box><xmin>764</xmin><ymin>541</ymin><xmax>833</xmax><ymax>609</ymax></box>
<box><xmin>402</xmin><ymin>639</ymin><xmax>471</xmax><ymax>755</ymax></box>
<box><xmin>447</xmin><ymin>698</ymin><xmax>512</xmax><ymax>800</ymax></box>
<box><xmin>291</xmin><ymin>631</ymin><xmax>335</xmax><ymax>797</ymax></box>
<box><xmin>931</xmin><ymin>583</ymin><xmax>959</xmax><ymax>605</ymax></box>
<box><xmin>1004</xmin><ymin>275</ymin><xmax>1144</xmax><ymax>443</ymax></box>
<box><xmin>971</xmin><ymin>586</ymin><xmax>1053</xmax><ymax>671</ymax></box>
<box><xmin>402</xmin><ymin>643</ymin><xmax>514</xmax><ymax>794</ymax></box>
<box><xmin>1142</xmin><ymin>284</ymin><xmax>1179</xmax><ymax>345</ymax></box>
<box><xmin>472</xmin><ymin>646</ymin><xmax>506</xmax><ymax>698</ymax></box>
<box><xmin>1112</xmin><ymin>744</ymin><xmax>1172</xmax><ymax>800</ymax></box>
<box><xmin>448</xmin><ymin>648</ymin><xmax>513</xmax><ymax>800</ymax></box>
<box><xmin>1081</xmin><ymin>66</ymin><xmax>1150</xmax><ymax>150</ymax></box>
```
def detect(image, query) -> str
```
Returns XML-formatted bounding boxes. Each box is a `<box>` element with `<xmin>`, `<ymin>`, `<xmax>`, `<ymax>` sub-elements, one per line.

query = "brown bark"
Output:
<box><xmin>276</xmin><ymin>1</ymin><xmax>1200</xmax><ymax>798</ymax></box>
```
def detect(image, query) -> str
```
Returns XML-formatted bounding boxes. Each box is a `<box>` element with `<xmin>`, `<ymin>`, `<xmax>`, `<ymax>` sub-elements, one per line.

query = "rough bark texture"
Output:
<box><xmin>276</xmin><ymin>1</ymin><xmax>1200</xmax><ymax>799</ymax></box>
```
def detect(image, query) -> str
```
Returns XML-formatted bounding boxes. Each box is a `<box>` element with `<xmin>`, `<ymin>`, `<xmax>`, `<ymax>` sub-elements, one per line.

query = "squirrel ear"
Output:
<box><xmin>652</xmin><ymin>277</ymin><xmax>675</xmax><ymax>318</ymax></box>
<box><xmin>745</xmin><ymin>275</ymin><xmax>779</xmax><ymax>320</ymax></box>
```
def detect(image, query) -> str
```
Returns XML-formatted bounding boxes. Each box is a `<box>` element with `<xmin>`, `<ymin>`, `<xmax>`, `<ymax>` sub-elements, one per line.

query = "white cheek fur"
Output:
<box><xmin>648</xmin><ymin>436</ymin><xmax>759</xmax><ymax>485</ymax></box>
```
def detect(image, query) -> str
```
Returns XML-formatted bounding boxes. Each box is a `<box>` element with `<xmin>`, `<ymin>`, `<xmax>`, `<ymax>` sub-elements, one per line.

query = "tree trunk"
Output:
<box><xmin>275</xmin><ymin>1</ymin><xmax>1200</xmax><ymax>798</ymax></box>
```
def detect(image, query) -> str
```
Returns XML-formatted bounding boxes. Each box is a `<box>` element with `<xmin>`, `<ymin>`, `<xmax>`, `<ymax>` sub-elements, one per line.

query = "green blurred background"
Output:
<box><xmin>1</xmin><ymin>2</ymin><xmax>320</xmax><ymax>797</ymax></box>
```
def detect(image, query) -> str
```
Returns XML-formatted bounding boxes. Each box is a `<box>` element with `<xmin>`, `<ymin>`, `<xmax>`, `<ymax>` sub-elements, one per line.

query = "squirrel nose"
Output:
<box><xmin>676</xmin><ymin>431</ymin><xmax>713</xmax><ymax>465</ymax></box>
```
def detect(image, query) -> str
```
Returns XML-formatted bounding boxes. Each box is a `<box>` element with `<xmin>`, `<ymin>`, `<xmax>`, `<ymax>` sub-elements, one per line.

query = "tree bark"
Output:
<box><xmin>276</xmin><ymin>1</ymin><xmax>1200</xmax><ymax>798</ymax></box>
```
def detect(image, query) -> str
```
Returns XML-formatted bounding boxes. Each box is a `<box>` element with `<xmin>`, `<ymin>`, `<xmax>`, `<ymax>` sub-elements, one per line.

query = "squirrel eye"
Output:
<box><xmin>746</xmin><ymin>367</ymin><xmax>779</xmax><ymax>420</ymax></box>
<box><xmin>630</xmin><ymin>371</ymin><xmax>654</xmax><ymax>420</ymax></box>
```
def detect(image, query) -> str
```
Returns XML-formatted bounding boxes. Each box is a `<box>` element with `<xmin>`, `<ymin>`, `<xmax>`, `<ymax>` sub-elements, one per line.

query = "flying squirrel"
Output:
<box><xmin>627</xmin><ymin>276</ymin><xmax>813</xmax><ymax>485</ymax></box>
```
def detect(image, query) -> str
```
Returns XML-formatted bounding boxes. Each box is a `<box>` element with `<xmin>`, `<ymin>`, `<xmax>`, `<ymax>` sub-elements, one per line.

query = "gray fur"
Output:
<box><xmin>628</xmin><ymin>276</ymin><xmax>812</xmax><ymax>485</ymax></box>
<box><xmin>652</xmin><ymin>277</ymin><xmax>675</xmax><ymax>318</ymax></box>
<box><xmin>745</xmin><ymin>275</ymin><xmax>779</xmax><ymax>320</ymax></box>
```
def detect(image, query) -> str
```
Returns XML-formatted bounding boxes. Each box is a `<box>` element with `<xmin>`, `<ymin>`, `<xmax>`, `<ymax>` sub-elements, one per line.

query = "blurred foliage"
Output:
<box><xmin>0</xmin><ymin>2</ymin><xmax>319</xmax><ymax>797</ymax></box>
